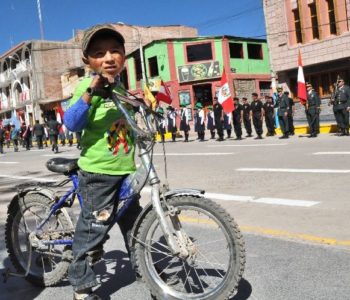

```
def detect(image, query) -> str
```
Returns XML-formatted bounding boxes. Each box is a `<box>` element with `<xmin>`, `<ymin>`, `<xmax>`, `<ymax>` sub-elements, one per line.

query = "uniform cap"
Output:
<box><xmin>82</xmin><ymin>24</ymin><xmax>125</xmax><ymax>56</ymax></box>
<box><xmin>195</xmin><ymin>102</ymin><xmax>203</xmax><ymax>109</ymax></box>
<box><xmin>277</xmin><ymin>87</ymin><xmax>283</xmax><ymax>92</ymax></box>
<box><xmin>252</xmin><ymin>92</ymin><xmax>258</xmax><ymax>97</ymax></box>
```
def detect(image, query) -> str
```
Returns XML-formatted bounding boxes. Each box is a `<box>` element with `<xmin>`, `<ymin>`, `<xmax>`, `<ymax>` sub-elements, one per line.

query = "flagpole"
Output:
<box><xmin>36</xmin><ymin>0</ymin><xmax>45</xmax><ymax>40</ymax></box>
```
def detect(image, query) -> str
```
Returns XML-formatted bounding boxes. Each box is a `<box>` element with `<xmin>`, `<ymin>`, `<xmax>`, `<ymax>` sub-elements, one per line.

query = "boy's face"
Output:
<box><xmin>85</xmin><ymin>36</ymin><xmax>125</xmax><ymax>78</ymax></box>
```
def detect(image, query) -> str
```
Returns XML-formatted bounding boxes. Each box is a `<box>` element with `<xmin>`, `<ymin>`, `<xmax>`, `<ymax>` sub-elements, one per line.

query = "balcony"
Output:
<box><xmin>11</xmin><ymin>60</ymin><xmax>30</xmax><ymax>79</ymax></box>
<box><xmin>0</xmin><ymin>70</ymin><xmax>11</xmax><ymax>88</ymax></box>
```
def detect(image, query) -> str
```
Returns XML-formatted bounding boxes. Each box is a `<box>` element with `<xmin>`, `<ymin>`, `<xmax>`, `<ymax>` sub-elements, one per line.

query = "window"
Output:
<box><xmin>134</xmin><ymin>53</ymin><xmax>142</xmax><ymax>81</ymax></box>
<box><xmin>229</xmin><ymin>43</ymin><xmax>244</xmax><ymax>59</ymax></box>
<box><xmin>309</xmin><ymin>3</ymin><xmax>319</xmax><ymax>39</ymax></box>
<box><xmin>186</xmin><ymin>43</ymin><xmax>212</xmax><ymax>62</ymax></box>
<box><xmin>259</xmin><ymin>81</ymin><xmax>271</xmax><ymax>97</ymax></box>
<box><xmin>293</xmin><ymin>8</ymin><xmax>303</xmax><ymax>43</ymax></box>
<box><xmin>148</xmin><ymin>56</ymin><xmax>159</xmax><ymax>77</ymax></box>
<box><xmin>247</xmin><ymin>44</ymin><xmax>263</xmax><ymax>59</ymax></box>
<box><xmin>327</xmin><ymin>0</ymin><xmax>337</xmax><ymax>35</ymax></box>
<box><xmin>120</xmin><ymin>69</ymin><xmax>129</xmax><ymax>90</ymax></box>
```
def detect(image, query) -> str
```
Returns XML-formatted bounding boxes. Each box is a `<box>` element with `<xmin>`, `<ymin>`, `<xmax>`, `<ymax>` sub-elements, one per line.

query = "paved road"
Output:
<box><xmin>0</xmin><ymin>134</ymin><xmax>349</xmax><ymax>299</ymax></box>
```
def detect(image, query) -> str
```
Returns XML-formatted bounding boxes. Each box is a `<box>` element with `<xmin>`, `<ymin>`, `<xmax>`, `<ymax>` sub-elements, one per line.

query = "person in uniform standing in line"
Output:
<box><xmin>47</xmin><ymin>115</ymin><xmax>61</xmax><ymax>153</ymax></box>
<box><xmin>332</xmin><ymin>77</ymin><xmax>350</xmax><ymax>136</ymax></box>
<box><xmin>251</xmin><ymin>92</ymin><xmax>264</xmax><ymax>139</ymax></box>
<box><xmin>286</xmin><ymin>91</ymin><xmax>295</xmax><ymax>136</ymax></box>
<box><xmin>156</xmin><ymin>107</ymin><xmax>166</xmax><ymax>142</ymax></box>
<box><xmin>223</xmin><ymin>111</ymin><xmax>232</xmax><ymax>139</ymax></box>
<box><xmin>195</xmin><ymin>102</ymin><xmax>205</xmax><ymax>141</ymax></box>
<box><xmin>305</xmin><ymin>82</ymin><xmax>321</xmax><ymax>138</ymax></box>
<box><xmin>242</xmin><ymin>97</ymin><xmax>252</xmax><ymax>137</ymax></box>
<box><xmin>179</xmin><ymin>104</ymin><xmax>191</xmax><ymax>142</ymax></box>
<box><xmin>167</xmin><ymin>105</ymin><xmax>177</xmax><ymax>142</ymax></box>
<box><xmin>263</xmin><ymin>96</ymin><xmax>275</xmax><ymax>136</ymax></box>
<box><xmin>232</xmin><ymin>97</ymin><xmax>243</xmax><ymax>140</ymax></box>
<box><xmin>275</xmin><ymin>87</ymin><xmax>290</xmax><ymax>139</ymax></box>
<box><xmin>213</xmin><ymin>97</ymin><xmax>224</xmax><ymax>141</ymax></box>
<box><xmin>207</xmin><ymin>105</ymin><xmax>216</xmax><ymax>139</ymax></box>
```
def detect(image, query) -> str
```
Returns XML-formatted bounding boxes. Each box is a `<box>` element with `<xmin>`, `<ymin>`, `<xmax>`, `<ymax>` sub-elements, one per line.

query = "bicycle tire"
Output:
<box><xmin>5</xmin><ymin>193</ymin><xmax>73</xmax><ymax>287</ymax></box>
<box><xmin>134</xmin><ymin>196</ymin><xmax>245</xmax><ymax>300</ymax></box>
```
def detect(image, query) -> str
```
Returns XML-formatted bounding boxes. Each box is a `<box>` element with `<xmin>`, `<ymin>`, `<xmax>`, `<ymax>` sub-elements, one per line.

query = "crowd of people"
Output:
<box><xmin>0</xmin><ymin>117</ymin><xmax>82</xmax><ymax>154</ymax></box>
<box><xmin>156</xmin><ymin>78</ymin><xmax>350</xmax><ymax>142</ymax></box>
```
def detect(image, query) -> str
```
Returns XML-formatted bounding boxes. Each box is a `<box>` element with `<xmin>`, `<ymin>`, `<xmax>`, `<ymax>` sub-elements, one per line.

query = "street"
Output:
<box><xmin>0</xmin><ymin>133</ymin><xmax>349</xmax><ymax>300</ymax></box>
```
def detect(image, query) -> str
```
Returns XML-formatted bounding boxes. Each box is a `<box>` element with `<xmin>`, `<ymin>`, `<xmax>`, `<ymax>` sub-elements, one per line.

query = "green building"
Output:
<box><xmin>123</xmin><ymin>36</ymin><xmax>271</xmax><ymax>109</ymax></box>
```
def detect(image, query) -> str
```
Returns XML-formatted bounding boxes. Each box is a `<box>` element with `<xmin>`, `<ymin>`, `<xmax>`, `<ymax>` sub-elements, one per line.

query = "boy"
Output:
<box><xmin>64</xmin><ymin>24</ymin><xmax>142</xmax><ymax>300</ymax></box>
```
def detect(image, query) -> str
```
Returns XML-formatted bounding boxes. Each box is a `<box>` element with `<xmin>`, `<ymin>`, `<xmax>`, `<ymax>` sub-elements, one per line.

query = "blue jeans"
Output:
<box><xmin>68</xmin><ymin>170</ymin><xmax>142</xmax><ymax>291</ymax></box>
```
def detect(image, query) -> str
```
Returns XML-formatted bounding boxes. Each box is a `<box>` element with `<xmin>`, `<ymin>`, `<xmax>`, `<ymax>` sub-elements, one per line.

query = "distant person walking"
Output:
<box><xmin>33</xmin><ymin>120</ymin><xmax>45</xmax><ymax>149</ymax></box>
<box><xmin>47</xmin><ymin>115</ymin><xmax>61</xmax><ymax>153</ymax></box>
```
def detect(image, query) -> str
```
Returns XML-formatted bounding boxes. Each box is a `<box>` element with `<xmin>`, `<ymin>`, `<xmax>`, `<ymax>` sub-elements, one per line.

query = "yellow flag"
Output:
<box><xmin>144</xmin><ymin>84</ymin><xmax>157</xmax><ymax>110</ymax></box>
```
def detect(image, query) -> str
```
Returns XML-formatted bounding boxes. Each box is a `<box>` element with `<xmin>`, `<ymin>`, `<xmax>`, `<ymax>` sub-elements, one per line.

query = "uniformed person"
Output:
<box><xmin>305</xmin><ymin>82</ymin><xmax>321</xmax><ymax>138</ymax></box>
<box><xmin>232</xmin><ymin>97</ymin><xmax>243</xmax><ymax>140</ymax></box>
<box><xmin>207</xmin><ymin>105</ymin><xmax>216</xmax><ymax>139</ymax></box>
<box><xmin>223</xmin><ymin>111</ymin><xmax>232</xmax><ymax>139</ymax></box>
<box><xmin>156</xmin><ymin>107</ymin><xmax>166</xmax><ymax>142</ymax></box>
<box><xmin>195</xmin><ymin>102</ymin><xmax>205</xmax><ymax>141</ymax></box>
<box><xmin>167</xmin><ymin>105</ymin><xmax>177</xmax><ymax>142</ymax></box>
<box><xmin>251</xmin><ymin>92</ymin><xmax>264</xmax><ymax>139</ymax></box>
<box><xmin>179</xmin><ymin>104</ymin><xmax>191</xmax><ymax>142</ymax></box>
<box><xmin>275</xmin><ymin>87</ymin><xmax>290</xmax><ymax>139</ymax></box>
<box><xmin>263</xmin><ymin>96</ymin><xmax>275</xmax><ymax>136</ymax></box>
<box><xmin>242</xmin><ymin>97</ymin><xmax>252</xmax><ymax>137</ymax></box>
<box><xmin>286</xmin><ymin>91</ymin><xmax>295</xmax><ymax>136</ymax></box>
<box><xmin>213</xmin><ymin>97</ymin><xmax>224</xmax><ymax>141</ymax></box>
<box><xmin>0</xmin><ymin>125</ymin><xmax>5</xmax><ymax>154</ymax></box>
<box><xmin>332</xmin><ymin>77</ymin><xmax>350</xmax><ymax>136</ymax></box>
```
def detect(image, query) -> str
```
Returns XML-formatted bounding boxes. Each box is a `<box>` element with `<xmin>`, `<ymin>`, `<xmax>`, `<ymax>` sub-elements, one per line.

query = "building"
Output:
<box><xmin>125</xmin><ymin>36</ymin><xmax>271</xmax><ymax>111</ymax></box>
<box><xmin>0</xmin><ymin>24</ymin><xmax>198</xmax><ymax>125</ymax></box>
<box><xmin>263</xmin><ymin>0</ymin><xmax>350</xmax><ymax>99</ymax></box>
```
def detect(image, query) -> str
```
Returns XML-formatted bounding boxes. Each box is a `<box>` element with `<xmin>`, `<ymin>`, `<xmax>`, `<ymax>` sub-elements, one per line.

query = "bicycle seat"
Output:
<box><xmin>46</xmin><ymin>158</ymin><xmax>79</xmax><ymax>174</ymax></box>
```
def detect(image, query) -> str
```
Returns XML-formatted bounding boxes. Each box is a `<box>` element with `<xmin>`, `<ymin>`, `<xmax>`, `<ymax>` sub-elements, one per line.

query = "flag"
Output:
<box><xmin>297</xmin><ymin>50</ymin><xmax>307</xmax><ymax>106</ymax></box>
<box><xmin>218</xmin><ymin>70</ymin><xmax>234</xmax><ymax>113</ymax></box>
<box><xmin>144</xmin><ymin>84</ymin><xmax>157</xmax><ymax>110</ymax></box>
<box><xmin>156</xmin><ymin>80</ymin><xmax>172</xmax><ymax>104</ymax></box>
<box><xmin>56</xmin><ymin>102</ymin><xmax>65</xmax><ymax>134</ymax></box>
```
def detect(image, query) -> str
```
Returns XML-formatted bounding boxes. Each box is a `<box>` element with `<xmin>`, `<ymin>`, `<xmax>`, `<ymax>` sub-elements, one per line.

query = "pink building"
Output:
<box><xmin>263</xmin><ymin>0</ymin><xmax>350</xmax><ymax>99</ymax></box>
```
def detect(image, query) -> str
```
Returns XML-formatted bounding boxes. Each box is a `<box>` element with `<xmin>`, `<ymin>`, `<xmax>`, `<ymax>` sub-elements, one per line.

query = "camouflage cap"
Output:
<box><xmin>81</xmin><ymin>24</ymin><xmax>125</xmax><ymax>56</ymax></box>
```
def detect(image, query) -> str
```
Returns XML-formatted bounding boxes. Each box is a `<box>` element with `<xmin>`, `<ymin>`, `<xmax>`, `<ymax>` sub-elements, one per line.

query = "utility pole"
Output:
<box><xmin>36</xmin><ymin>0</ymin><xmax>45</xmax><ymax>40</ymax></box>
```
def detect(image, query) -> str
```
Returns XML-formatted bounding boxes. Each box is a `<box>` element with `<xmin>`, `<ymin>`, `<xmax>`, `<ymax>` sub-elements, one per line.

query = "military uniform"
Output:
<box><xmin>213</xmin><ymin>102</ymin><xmax>224</xmax><ymax>141</ymax></box>
<box><xmin>207</xmin><ymin>107</ymin><xmax>216</xmax><ymax>139</ymax></box>
<box><xmin>306</xmin><ymin>88</ymin><xmax>321</xmax><ymax>137</ymax></box>
<box><xmin>251</xmin><ymin>99</ymin><xmax>264</xmax><ymax>139</ymax></box>
<box><xmin>233</xmin><ymin>102</ymin><xmax>243</xmax><ymax>139</ymax></box>
<box><xmin>333</xmin><ymin>84</ymin><xmax>350</xmax><ymax>135</ymax></box>
<box><xmin>287</xmin><ymin>97</ymin><xmax>295</xmax><ymax>135</ymax></box>
<box><xmin>242</xmin><ymin>101</ymin><xmax>252</xmax><ymax>137</ymax></box>
<box><xmin>180</xmin><ymin>107</ymin><xmax>191</xmax><ymax>142</ymax></box>
<box><xmin>275</xmin><ymin>92</ymin><xmax>290</xmax><ymax>138</ymax></box>
<box><xmin>263</xmin><ymin>99</ymin><xmax>275</xmax><ymax>136</ymax></box>
<box><xmin>0</xmin><ymin>127</ymin><xmax>5</xmax><ymax>154</ymax></box>
<box><xmin>167</xmin><ymin>107</ymin><xmax>177</xmax><ymax>142</ymax></box>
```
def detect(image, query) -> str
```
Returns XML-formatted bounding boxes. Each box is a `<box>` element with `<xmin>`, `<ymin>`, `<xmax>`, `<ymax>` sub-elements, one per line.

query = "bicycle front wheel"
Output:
<box><xmin>135</xmin><ymin>196</ymin><xmax>245</xmax><ymax>300</ymax></box>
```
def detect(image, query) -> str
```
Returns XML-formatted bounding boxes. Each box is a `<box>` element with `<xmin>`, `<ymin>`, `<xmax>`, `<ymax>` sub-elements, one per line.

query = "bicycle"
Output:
<box><xmin>4</xmin><ymin>86</ymin><xmax>245</xmax><ymax>300</ymax></box>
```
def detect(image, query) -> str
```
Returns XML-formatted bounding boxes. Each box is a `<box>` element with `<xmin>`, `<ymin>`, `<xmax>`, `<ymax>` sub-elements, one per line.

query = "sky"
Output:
<box><xmin>0</xmin><ymin>0</ymin><xmax>266</xmax><ymax>55</ymax></box>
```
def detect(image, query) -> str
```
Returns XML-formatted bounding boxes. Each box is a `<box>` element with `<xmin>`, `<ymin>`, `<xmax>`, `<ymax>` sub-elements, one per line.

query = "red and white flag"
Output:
<box><xmin>156</xmin><ymin>80</ymin><xmax>172</xmax><ymax>104</ymax></box>
<box><xmin>56</xmin><ymin>102</ymin><xmax>66</xmax><ymax>134</ymax></box>
<box><xmin>297</xmin><ymin>50</ymin><xmax>307</xmax><ymax>106</ymax></box>
<box><xmin>218</xmin><ymin>70</ymin><xmax>234</xmax><ymax>113</ymax></box>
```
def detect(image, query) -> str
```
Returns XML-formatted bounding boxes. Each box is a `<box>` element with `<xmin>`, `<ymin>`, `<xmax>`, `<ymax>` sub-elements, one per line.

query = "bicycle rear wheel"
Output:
<box><xmin>134</xmin><ymin>196</ymin><xmax>245</xmax><ymax>300</ymax></box>
<box><xmin>5</xmin><ymin>193</ymin><xmax>74</xmax><ymax>286</ymax></box>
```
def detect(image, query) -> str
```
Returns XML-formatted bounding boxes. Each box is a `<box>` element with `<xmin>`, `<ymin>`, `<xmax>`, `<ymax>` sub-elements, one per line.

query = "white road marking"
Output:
<box><xmin>0</xmin><ymin>174</ymin><xmax>56</xmax><ymax>182</ymax></box>
<box><xmin>153</xmin><ymin>152</ymin><xmax>235</xmax><ymax>156</ymax></box>
<box><xmin>237</xmin><ymin>168</ymin><xmax>350</xmax><ymax>174</ymax></box>
<box><xmin>313</xmin><ymin>152</ymin><xmax>350</xmax><ymax>155</ymax></box>
<box><xmin>0</xmin><ymin>162</ymin><xmax>19</xmax><ymax>164</ymax></box>
<box><xmin>142</xmin><ymin>188</ymin><xmax>319</xmax><ymax>207</ymax></box>
<box><xmin>42</xmin><ymin>154</ymin><xmax>76</xmax><ymax>157</ymax></box>
<box><xmin>1</xmin><ymin>175</ymin><xmax>319</xmax><ymax>207</ymax></box>
<box><xmin>208</xmin><ymin>143</ymin><xmax>288</xmax><ymax>147</ymax></box>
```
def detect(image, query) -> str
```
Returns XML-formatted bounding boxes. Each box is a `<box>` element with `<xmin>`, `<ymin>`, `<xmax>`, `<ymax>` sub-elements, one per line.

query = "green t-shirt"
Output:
<box><xmin>69</xmin><ymin>78</ymin><xmax>136</xmax><ymax>175</ymax></box>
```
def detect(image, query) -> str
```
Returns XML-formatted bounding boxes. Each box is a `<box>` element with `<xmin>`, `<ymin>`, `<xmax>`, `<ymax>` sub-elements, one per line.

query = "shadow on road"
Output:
<box><xmin>230</xmin><ymin>278</ymin><xmax>253</xmax><ymax>300</ymax></box>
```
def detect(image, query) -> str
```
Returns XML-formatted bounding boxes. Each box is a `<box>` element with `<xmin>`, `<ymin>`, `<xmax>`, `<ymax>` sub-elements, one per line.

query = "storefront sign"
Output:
<box><xmin>179</xmin><ymin>91</ymin><xmax>191</xmax><ymax>107</ymax></box>
<box><xmin>178</xmin><ymin>61</ymin><xmax>221</xmax><ymax>83</ymax></box>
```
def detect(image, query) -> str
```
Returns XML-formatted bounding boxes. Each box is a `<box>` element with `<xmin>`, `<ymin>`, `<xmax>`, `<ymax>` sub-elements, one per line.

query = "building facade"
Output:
<box><xmin>0</xmin><ymin>24</ymin><xmax>198</xmax><ymax>125</ymax></box>
<box><xmin>263</xmin><ymin>0</ymin><xmax>350</xmax><ymax>99</ymax></box>
<box><xmin>125</xmin><ymin>36</ymin><xmax>271</xmax><ymax>112</ymax></box>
